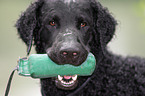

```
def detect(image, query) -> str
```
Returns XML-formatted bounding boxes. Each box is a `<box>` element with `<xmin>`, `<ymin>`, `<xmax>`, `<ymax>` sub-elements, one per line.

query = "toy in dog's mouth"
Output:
<box><xmin>55</xmin><ymin>75</ymin><xmax>78</xmax><ymax>90</ymax></box>
<box><xmin>18</xmin><ymin>53</ymin><xmax>96</xmax><ymax>90</ymax></box>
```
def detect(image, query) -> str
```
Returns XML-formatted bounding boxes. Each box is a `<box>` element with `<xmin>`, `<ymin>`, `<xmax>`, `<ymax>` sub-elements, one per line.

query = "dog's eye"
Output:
<box><xmin>81</xmin><ymin>22</ymin><xmax>87</xmax><ymax>27</ymax></box>
<box><xmin>49</xmin><ymin>21</ymin><xmax>56</xmax><ymax>26</ymax></box>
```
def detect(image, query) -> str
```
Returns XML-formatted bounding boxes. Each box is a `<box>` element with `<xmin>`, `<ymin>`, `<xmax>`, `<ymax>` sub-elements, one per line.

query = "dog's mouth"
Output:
<box><xmin>55</xmin><ymin>75</ymin><xmax>78</xmax><ymax>90</ymax></box>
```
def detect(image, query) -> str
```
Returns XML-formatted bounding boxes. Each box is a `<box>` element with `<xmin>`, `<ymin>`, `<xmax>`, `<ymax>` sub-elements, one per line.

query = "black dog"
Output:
<box><xmin>16</xmin><ymin>0</ymin><xmax>145</xmax><ymax>96</ymax></box>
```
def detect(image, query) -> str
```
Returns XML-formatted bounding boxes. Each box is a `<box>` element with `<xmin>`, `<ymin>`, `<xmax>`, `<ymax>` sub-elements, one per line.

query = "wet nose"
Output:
<box><xmin>60</xmin><ymin>48</ymin><xmax>80</xmax><ymax>59</ymax></box>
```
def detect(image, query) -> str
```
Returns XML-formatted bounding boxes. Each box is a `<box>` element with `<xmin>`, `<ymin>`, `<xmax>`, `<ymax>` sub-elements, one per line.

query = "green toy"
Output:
<box><xmin>18</xmin><ymin>53</ymin><xmax>96</xmax><ymax>78</ymax></box>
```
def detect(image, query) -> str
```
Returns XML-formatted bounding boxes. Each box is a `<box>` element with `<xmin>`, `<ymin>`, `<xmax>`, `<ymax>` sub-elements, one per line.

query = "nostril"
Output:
<box><xmin>73</xmin><ymin>52</ymin><xmax>78</xmax><ymax>56</ymax></box>
<box><xmin>62</xmin><ymin>51</ymin><xmax>68</xmax><ymax>55</ymax></box>
<box><xmin>60</xmin><ymin>51</ymin><xmax>68</xmax><ymax>57</ymax></box>
<box><xmin>60</xmin><ymin>50</ymin><xmax>80</xmax><ymax>57</ymax></box>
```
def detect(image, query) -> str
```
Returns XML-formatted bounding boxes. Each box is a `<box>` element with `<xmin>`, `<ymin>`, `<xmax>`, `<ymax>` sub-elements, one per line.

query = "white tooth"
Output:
<box><xmin>68</xmin><ymin>81</ymin><xmax>71</xmax><ymax>85</ymax></box>
<box><xmin>66</xmin><ymin>82</ymin><xmax>69</xmax><ymax>85</ymax></box>
<box><xmin>58</xmin><ymin>75</ymin><xmax>63</xmax><ymax>80</ymax></box>
<box><xmin>72</xmin><ymin>75</ymin><xmax>77</xmax><ymax>81</ymax></box>
<box><xmin>61</xmin><ymin>81</ymin><xmax>65</xmax><ymax>84</ymax></box>
<box><xmin>70</xmin><ymin>80</ymin><xmax>74</xmax><ymax>84</ymax></box>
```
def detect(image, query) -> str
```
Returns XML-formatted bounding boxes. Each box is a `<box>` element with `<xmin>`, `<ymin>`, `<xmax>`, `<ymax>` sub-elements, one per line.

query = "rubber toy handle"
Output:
<box><xmin>18</xmin><ymin>53</ymin><xmax>96</xmax><ymax>78</ymax></box>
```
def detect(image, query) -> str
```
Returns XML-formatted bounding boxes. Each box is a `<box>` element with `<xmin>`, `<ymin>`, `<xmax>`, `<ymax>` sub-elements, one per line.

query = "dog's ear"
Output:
<box><xmin>91</xmin><ymin>1</ymin><xmax>117</xmax><ymax>47</ymax></box>
<box><xmin>16</xmin><ymin>1</ymin><xmax>43</xmax><ymax>55</ymax></box>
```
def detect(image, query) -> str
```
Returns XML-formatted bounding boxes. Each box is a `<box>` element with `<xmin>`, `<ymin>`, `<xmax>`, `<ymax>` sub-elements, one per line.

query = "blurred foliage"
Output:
<box><xmin>135</xmin><ymin>0</ymin><xmax>145</xmax><ymax>32</ymax></box>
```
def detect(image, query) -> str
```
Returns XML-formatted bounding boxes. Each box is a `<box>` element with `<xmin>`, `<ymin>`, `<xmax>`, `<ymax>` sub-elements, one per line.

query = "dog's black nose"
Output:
<box><xmin>60</xmin><ymin>48</ymin><xmax>80</xmax><ymax>60</ymax></box>
<box><xmin>47</xmin><ymin>46</ymin><xmax>88</xmax><ymax>66</ymax></box>
<box><xmin>47</xmin><ymin>31</ymin><xmax>88</xmax><ymax>66</ymax></box>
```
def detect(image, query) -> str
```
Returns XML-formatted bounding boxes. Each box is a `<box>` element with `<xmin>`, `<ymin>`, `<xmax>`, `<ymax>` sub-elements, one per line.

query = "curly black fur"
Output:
<box><xmin>16</xmin><ymin>0</ymin><xmax>145</xmax><ymax>96</ymax></box>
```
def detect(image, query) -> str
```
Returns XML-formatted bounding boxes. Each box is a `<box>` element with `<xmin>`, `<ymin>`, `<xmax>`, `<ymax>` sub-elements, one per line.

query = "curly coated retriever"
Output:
<box><xmin>16</xmin><ymin>0</ymin><xmax>145</xmax><ymax>96</ymax></box>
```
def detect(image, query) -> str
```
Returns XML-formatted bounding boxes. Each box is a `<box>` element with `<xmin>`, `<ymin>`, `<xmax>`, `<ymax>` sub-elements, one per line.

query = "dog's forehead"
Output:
<box><xmin>44</xmin><ymin>0</ymin><xmax>94</xmax><ymax>10</ymax></box>
<box><xmin>42</xmin><ymin>0</ymin><xmax>94</xmax><ymax>20</ymax></box>
<box><xmin>64</xmin><ymin>0</ymin><xmax>76</xmax><ymax>3</ymax></box>
<box><xmin>44</xmin><ymin>0</ymin><xmax>95</xmax><ymax>4</ymax></box>
<box><xmin>63</xmin><ymin>0</ymin><xmax>90</xmax><ymax>4</ymax></box>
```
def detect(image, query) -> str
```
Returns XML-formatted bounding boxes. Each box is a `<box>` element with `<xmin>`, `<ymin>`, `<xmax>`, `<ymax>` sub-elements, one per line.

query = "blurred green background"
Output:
<box><xmin>0</xmin><ymin>0</ymin><xmax>145</xmax><ymax>96</ymax></box>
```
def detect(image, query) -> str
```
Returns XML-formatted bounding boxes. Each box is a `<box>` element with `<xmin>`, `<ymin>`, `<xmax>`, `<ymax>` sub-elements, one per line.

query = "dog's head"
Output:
<box><xmin>16</xmin><ymin>0</ymin><xmax>116</xmax><ymax>91</ymax></box>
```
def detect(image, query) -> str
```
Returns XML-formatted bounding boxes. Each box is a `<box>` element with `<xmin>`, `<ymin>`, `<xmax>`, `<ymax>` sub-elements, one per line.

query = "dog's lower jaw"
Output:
<box><xmin>55</xmin><ymin>78</ymin><xmax>78</xmax><ymax>90</ymax></box>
